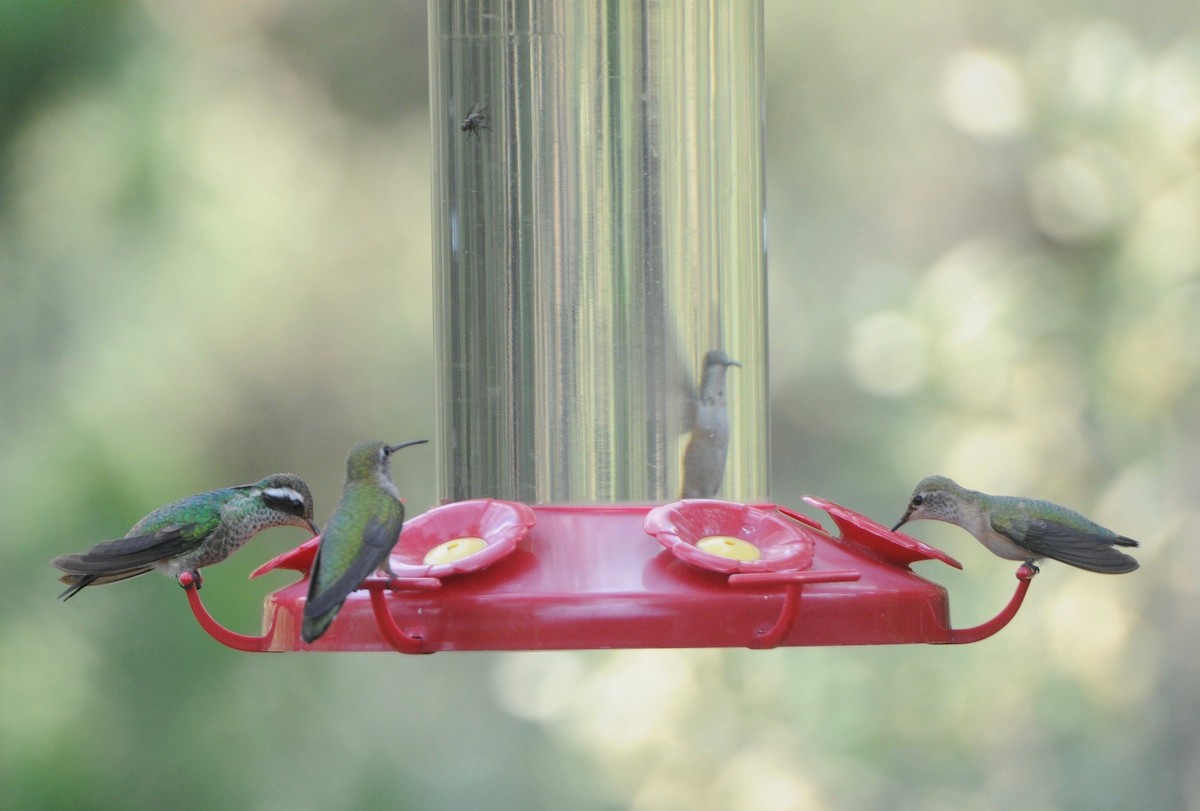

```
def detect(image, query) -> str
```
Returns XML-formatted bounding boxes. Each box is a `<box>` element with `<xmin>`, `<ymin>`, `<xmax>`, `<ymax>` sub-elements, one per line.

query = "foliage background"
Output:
<box><xmin>2</xmin><ymin>1</ymin><xmax>1196</xmax><ymax>809</ymax></box>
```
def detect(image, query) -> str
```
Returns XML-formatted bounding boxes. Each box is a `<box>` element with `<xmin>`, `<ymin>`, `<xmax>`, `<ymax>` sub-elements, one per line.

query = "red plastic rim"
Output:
<box><xmin>644</xmin><ymin>499</ymin><xmax>817</xmax><ymax>574</ymax></box>
<box><xmin>386</xmin><ymin>498</ymin><xmax>535</xmax><ymax>578</ymax></box>
<box><xmin>250</xmin><ymin>537</ymin><xmax>320</xmax><ymax>579</ymax></box>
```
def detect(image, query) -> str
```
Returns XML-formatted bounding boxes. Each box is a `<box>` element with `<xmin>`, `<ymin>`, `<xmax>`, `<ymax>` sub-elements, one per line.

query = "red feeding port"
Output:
<box><xmin>182</xmin><ymin>497</ymin><xmax>1034</xmax><ymax>653</ymax></box>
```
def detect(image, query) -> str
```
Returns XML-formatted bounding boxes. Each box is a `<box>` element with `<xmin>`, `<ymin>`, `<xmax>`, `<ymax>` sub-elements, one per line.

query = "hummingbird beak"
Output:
<box><xmin>890</xmin><ymin>510</ymin><xmax>912</xmax><ymax>533</ymax></box>
<box><xmin>305</xmin><ymin>518</ymin><xmax>320</xmax><ymax>535</ymax></box>
<box><xmin>385</xmin><ymin>439</ymin><xmax>430</xmax><ymax>455</ymax></box>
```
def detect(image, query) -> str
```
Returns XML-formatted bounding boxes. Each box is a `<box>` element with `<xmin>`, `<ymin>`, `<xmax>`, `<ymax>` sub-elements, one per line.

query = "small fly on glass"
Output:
<box><xmin>460</xmin><ymin>102</ymin><xmax>490</xmax><ymax>138</ymax></box>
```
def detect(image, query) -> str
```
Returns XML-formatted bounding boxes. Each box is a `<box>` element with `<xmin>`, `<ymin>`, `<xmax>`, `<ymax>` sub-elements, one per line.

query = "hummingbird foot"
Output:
<box><xmin>177</xmin><ymin>570</ymin><xmax>204</xmax><ymax>591</ymax></box>
<box><xmin>380</xmin><ymin>558</ymin><xmax>399</xmax><ymax>590</ymax></box>
<box><xmin>1017</xmin><ymin>561</ymin><xmax>1039</xmax><ymax>580</ymax></box>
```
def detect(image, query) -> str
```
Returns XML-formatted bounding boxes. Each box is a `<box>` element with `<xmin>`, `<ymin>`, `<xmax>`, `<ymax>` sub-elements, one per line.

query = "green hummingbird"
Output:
<box><xmin>891</xmin><ymin>475</ymin><xmax>1139</xmax><ymax>574</ymax></box>
<box><xmin>301</xmin><ymin>439</ymin><xmax>428</xmax><ymax>644</ymax></box>
<box><xmin>52</xmin><ymin>473</ymin><xmax>318</xmax><ymax>600</ymax></box>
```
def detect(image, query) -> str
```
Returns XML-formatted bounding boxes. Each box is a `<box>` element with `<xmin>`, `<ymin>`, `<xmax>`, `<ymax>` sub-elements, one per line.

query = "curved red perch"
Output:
<box><xmin>364</xmin><ymin>578</ymin><xmax>431</xmax><ymax>654</ymax></box>
<box><xmin>941</xmin><ymin>564</ymin><xmax>1036</xmax><ymax>644</ymax></box>
<box><xmin>179</xmin><ymin>572</ymin><xmax>274</xmax><ymax>652</ymax></box>
<box><xmin>729</xmin><ymin>569</ymin><xmax>862</xmax><ymax>648</ymax></box>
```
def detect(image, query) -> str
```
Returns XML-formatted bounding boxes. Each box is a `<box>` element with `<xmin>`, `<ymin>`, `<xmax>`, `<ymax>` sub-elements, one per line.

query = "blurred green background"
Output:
<box><xmin>2</xmin><ymin>1</ymin><xmax>1196</xmax><ymax>809</ymax></box>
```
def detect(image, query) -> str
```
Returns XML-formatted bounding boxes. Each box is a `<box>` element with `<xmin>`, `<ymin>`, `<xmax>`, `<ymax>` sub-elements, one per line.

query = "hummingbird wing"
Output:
<box><xmin>990</xmin><ymin>513</ymin><xmax>1140</xmax><ymax>573</ymax></box>
<box><xmin>51</xmin><ymin>525</ymin><xmax>208</xmax><ymax>600</ymax></box>
<box><xmin>52</xmin><ymin>525</ymin><xmax>206</xmax><ymax>574</ymax></box>
<box><xmin>303</xmin><ymin>512</ymin><xmax>404</xmax><ymax>620</ymax></box>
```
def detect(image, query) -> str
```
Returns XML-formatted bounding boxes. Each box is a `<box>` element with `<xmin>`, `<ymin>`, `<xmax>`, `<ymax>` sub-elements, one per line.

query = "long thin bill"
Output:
<box><xmin>386</xmin><ymin>439</ymin><xmax>430</xmax><ymax>455</ymax></box>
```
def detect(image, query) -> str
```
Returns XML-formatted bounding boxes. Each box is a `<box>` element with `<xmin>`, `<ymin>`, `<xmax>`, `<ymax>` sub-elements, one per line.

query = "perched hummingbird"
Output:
<box><xmin>891</xmin><ymin>475</ymin><xmax>1139</xmax><ymax>574</ymax></box>
<box><xmin>52</xmin><ymin>474</ymin><xmax>318</xmax><ymax>600</ymax></box>
<box><xmin>681</xmin><ymin>350</ymin><xmax>741</xmax><ymax>499</ymax></box>
<box><xmin>301</xmin><ymin>439</ymin><xmax>428</xmax><ymax>644</ymax></box>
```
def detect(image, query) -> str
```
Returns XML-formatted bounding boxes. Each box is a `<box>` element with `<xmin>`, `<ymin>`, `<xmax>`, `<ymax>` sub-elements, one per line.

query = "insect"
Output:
<box><xmin>460</xmin><ymin>102</ymin><xmax>491</xmax><ymax>138</ymax></box>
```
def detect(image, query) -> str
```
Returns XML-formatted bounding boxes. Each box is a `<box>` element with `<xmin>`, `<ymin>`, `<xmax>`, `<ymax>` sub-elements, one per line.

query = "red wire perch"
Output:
<box><xmin>363</xmin><ymin>576</ymin><xmax>438</xmax><ymax>654</ymax></box>
<box><xmin>728</xmin><ymin>569</ymin><xmax>862</xmax><ymax>648</ymax></box>
<box><xmin>941</xmin><ymin>564</ymin><xmax>1037</xmax><ymax>645</ymax></box>
<box><xmin>179</xmin><ymin>572</ymin><xmax>274</xmax><ymax>652</ymax></box>
<box><xmin>181</xmin><ymin>570</ymin><xmax>444</xmax><ymax>653</ymax></box>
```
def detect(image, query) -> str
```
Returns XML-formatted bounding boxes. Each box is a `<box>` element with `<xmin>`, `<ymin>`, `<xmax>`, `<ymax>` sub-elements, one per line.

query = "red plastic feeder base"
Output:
<box><xmin>184</xmin><ymin>498</ymin><xmax>1035</xmax><ymax>652</ymax></box>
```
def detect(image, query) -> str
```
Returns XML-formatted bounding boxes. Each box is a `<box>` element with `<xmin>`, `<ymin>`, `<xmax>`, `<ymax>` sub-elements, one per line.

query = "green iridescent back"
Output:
<box><xmin>311</xmin><ymin>480</ymin><xmax>404</xmax><ymax>595</ymax></box>
<box><xmin>127</xmin><ymin>488</ymin><xmax>235</xmax><ymax>541</ymax></box>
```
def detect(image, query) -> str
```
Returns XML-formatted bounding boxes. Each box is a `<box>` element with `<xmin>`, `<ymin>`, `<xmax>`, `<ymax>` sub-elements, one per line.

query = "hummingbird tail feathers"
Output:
<box><xmin>53</xmin><ymin>553</ymin><xmax>158</xmax><ymax>600</ymax></box>
<box><xmin>301</xmin><ymin>607</ymin><xmax>340</xmax><ymax>644</ymax></box>
<box><xmin>57</xmin><ymin>575</ymin><xmax>96</xmax><ymax>602</ymax></box>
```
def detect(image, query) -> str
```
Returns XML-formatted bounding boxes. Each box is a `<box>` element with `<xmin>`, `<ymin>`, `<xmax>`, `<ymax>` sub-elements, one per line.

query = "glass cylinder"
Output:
<box><xmin>429</xmin><ymin>0</ymin><xmax>767</xmax><ymax>504</ymax></box>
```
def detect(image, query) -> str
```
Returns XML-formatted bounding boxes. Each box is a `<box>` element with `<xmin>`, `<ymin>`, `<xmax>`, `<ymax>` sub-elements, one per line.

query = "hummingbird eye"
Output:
<box><xmin>912</xmin><ymin>494</ymin><xmax>925</xmax><ymax>507</ymax></box>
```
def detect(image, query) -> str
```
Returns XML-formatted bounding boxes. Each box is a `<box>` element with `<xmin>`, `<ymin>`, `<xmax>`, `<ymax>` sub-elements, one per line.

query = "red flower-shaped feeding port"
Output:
<box><xmin>644</xmin><ymin>499</ymin><xmax>817</xmax><ymax>575</ymax></box>
<box><xmin>387</xmin><ymin>498</ymin><xmax>535</xmax><ymax>579</ymax></box>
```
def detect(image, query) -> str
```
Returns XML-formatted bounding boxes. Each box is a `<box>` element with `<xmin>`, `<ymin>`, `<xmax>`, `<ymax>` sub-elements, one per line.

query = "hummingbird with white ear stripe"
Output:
<box><xmin>302</xmin><ymin>439</ymin><xmax>428</xmax><ymax>644</ymax></box>
<box><xmin>892</xmin><ymin>475</ymin><xmax>1139</xmax><ymax>574</ymax></box>
<box><xmin>52</xmin><ymin>473</ymin><xmax>318</xmax><ymax>600</ymax></box>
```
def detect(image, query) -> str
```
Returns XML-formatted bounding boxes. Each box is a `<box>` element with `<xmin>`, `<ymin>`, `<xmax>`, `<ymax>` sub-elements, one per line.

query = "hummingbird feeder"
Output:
<box><xmin>184</xmin><ymin>497</ymin><xmax>1034</xmax><ymax>652</ymax></box>
<box><xmin>182</xmin><ymin>1</ymin><xmax>1035</xmax><ymax>652</ymax></box>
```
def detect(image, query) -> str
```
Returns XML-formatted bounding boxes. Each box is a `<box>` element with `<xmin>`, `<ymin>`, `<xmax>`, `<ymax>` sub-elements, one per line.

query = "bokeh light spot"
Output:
<box><xmin>1028</xmin><ymin>144</ymin><xmax>1131</xmax><ymax>244</ymax></box>
<box><xmin>846</xmin><ymin>311</ymin><xmax>929</xmax><ymax>396</ymax></box>
<box><xmin>940</xmin><ymin>49</ymin><xmax>1029</xmax><ymax>139</ymax></box>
